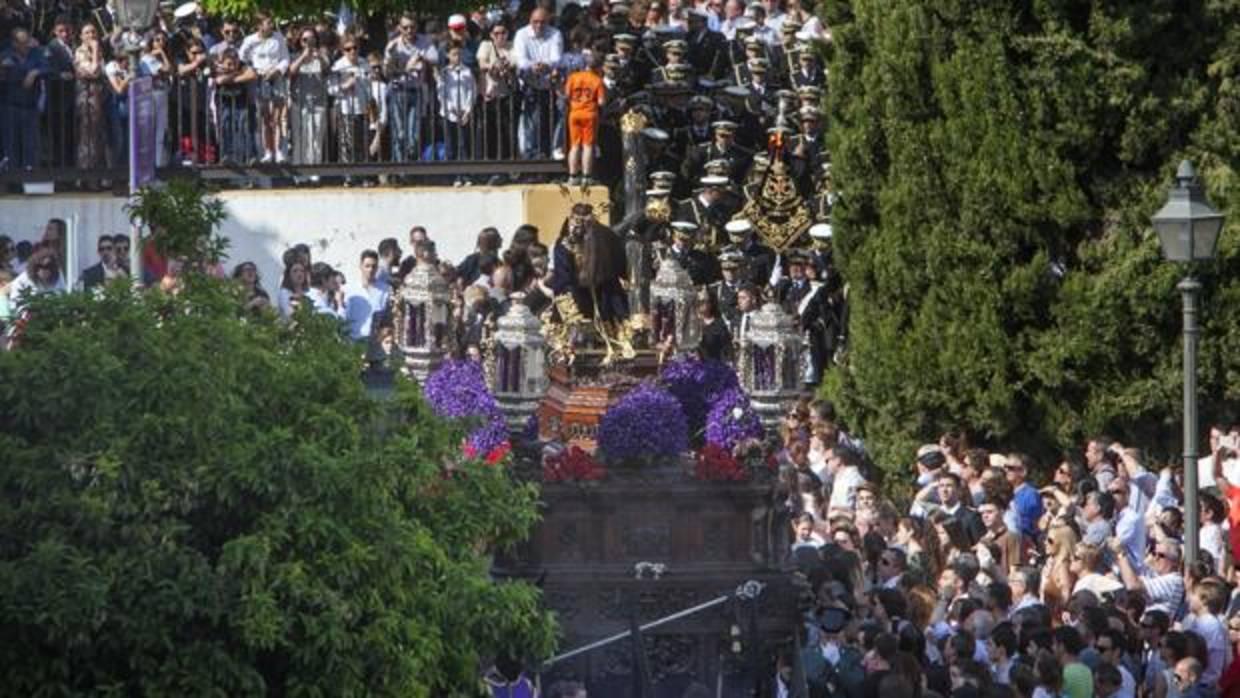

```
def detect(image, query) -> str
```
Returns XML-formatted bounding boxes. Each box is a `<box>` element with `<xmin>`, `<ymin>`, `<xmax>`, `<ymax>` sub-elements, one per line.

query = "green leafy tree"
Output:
<box><xmin>200</xmin><ymin>0</ymin><xmax>455</xmax><ymax>22</ymax></box>
<box><xmin>0</xmin><ymin>184</ymin><xmax>555</xmax><ymax>696</ymax></box>
<box><xmin>823</xmin><ymin>0</ymin><xmax>1240</xmax><ymax>471</ymax></box>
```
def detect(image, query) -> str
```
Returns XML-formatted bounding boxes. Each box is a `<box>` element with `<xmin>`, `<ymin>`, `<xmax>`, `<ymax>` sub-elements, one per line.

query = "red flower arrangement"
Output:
<box><xmin>694</xmin><ymin>443</ymin><xmax>750</xmax><ymax>482</ymax></box>
<box><xmin>543</xmin><ymin>446</ymin><xmax>608</xmax><ymax>482</ymax></box>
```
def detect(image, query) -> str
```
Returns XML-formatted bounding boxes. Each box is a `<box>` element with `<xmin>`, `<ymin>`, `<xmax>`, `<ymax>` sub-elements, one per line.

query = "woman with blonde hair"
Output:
<box><xmin>1040</xmin><ymin>517</ymin><xmax>1080</xmax><ymax>620</ymax></box>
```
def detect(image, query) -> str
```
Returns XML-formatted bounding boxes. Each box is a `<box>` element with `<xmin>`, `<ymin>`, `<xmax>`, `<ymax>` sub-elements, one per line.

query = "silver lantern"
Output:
<box><xmin>394</xmin><ymin>263</ymin><xmax>454</xmax><ymax>383</ymax></box>
<box><xmin>650</xmin><ymin>256</ymin><xmax>702</xmax><ymax>353</ymax></box>
<box><xmin>488</xmin><ymin>297</ymin><xmax>548</xmax><ymax>430</ymax></box>
<box><xmin>738</xmin><ymin>302</ymin><xmax>803</xmax><ymax>427</ymax></box>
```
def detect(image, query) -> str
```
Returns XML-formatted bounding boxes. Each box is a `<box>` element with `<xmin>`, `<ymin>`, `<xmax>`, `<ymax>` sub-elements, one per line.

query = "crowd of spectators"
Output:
<box><xmin>772</xmin><ymin>403</ymin><xmax>1240</xmax><ymax>698</ymax></box>
<box><xmin>0</xmin><ymin>0</ymin><xmax>829</xmax><ymax>190</ymax></box>
<box><xmin>7</xmin><ymin>210</ymin><xmax>1240</xmax><ymax>698</ymax></box>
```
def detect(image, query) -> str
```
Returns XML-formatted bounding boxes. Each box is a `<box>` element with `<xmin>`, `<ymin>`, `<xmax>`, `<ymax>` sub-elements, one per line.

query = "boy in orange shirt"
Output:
<box><xmin>564</xmin><ymin>51</ymin><xmax>606</xmax><ymax>186</ymax></box>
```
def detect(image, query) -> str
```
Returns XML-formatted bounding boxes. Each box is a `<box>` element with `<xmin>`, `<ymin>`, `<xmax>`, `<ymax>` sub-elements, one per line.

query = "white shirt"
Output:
<box><xmin>1115</xmin><ymin>507</ymin><xmax>1147</xmax><ymax>569</ymax></box>
<box><xmin>277</xmin><ymin>287</ymin><xmax>302</xmax><ymax>319</ymax></box>
<box><xmin>329</xmin><ymin>59</ymin><xmax>369</xmax><ymax>115</ymax></box>
<box><xmin>345</xmin><ymin>282</ymin><xmax>389</xmax><ymax>340</ymax></box>
<box><xmin>437</xmin><ymin>64</ymin><xmax>476</xmax><ymax>122</ymax></box>
<box><xmin>239</xmin><ymin>32</ymin><xmax>290</xmax><ymax>73</ymax></box>
<box><xmin>1201</xmin><ymin>522</ymin><xmax>1225</xmax><ymax>570</ymax></box>
<box><xmin>828</xmin><ymin>465</ymin><xmax>864</xmax><ymax>511</ymax></box>
<box><xmin>8</xmin><ymin>270</ymin><xmax>66</xmax><ymax>309</ymax></box>
<box><xmin>512</xmin><ymin>24</ymin><xmax>563</xmax><ymax>89</ymax></box>
<box><xmin>1182</xmin><ymin>612</ymin><xmax>1228</xmax><ymax>685</ymax></box>
<box><xmin>309</xmin><ymin>287</ymin><xmax>344</xmax><ymax>320</ymax></box>
<box><xmin>1072</xmin><ymin>572</ymin><xmax>1124</xmax><ymax>598</ymax></box>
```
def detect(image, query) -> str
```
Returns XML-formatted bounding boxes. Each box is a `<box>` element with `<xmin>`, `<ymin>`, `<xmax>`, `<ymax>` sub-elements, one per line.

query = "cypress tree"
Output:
<box><xmin>824</xmin><ymin>0</ymin><xmax>1240</xmax><ymax>471</ymax></box>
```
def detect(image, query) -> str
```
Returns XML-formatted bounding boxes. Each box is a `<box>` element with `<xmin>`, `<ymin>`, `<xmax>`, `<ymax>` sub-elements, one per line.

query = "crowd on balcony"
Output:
<box><xmin>0</xmin><ymin>0</ymin><xmax>830</xmax><ymax>188</ymax></box>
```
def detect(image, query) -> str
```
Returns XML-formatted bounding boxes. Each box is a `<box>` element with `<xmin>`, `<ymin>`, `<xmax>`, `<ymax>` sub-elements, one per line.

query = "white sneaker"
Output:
<box><xmin>552</xmin><ymin>148</ymin><xmax>565</xmax><ymax>161</ymax></box>
<box><xmin>260</xmin><ymin>150</ymin><xmax>274</xmax><ymax>163</ymax></box>
<box><xmin>275</xmin><ymin>150</ymin><xmax>287</xmax><ymax>164</ymax></box>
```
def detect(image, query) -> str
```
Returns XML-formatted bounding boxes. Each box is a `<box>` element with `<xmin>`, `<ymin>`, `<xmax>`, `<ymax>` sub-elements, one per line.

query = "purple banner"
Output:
<box><xmin>128</xmin><ymin>76</ymin><xmax>155</xmax><ymax>191</ymax></box>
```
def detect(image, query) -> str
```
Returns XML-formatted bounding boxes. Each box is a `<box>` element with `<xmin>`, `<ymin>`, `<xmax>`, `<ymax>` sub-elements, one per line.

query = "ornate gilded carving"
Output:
<box><xmin>738</xmin><ymin>159</ymin><xmax>813</xmax><ymax>253</ymax></box>
<box><xmin>620</xmin><ymin>109</ymin><xmax>649</xmax><ymax>134</ymax></box>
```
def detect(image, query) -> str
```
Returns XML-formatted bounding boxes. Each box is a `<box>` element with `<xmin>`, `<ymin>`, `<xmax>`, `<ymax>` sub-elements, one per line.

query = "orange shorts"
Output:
<box><xmin>568</xmin><ymin>110</ymin><xmax>598</xmax><ymax>148</ymax></box>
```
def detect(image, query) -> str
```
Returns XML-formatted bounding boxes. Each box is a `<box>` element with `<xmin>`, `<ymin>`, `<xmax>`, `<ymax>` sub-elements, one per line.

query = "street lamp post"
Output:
<box><xmin>114</xmin><ymin>0</ymin><xmax>159</xmax><ymax>285</ymax></box>
<box><xmin>1150</xmin><ymin>159</ymin><xmax>1226</xmax><ymax>567</ymax></box>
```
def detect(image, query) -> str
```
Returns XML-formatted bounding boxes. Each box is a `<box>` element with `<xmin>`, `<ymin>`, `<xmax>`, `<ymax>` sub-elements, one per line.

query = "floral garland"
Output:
<box><xmin>597</xmin><ymin>381</ymin><xmax>688</xmax><ymax>465</ymax></box>
<box><xmin>423</xmin><ymin>359</ymin><xmax>510</xmax><ymax>460</ymax></box>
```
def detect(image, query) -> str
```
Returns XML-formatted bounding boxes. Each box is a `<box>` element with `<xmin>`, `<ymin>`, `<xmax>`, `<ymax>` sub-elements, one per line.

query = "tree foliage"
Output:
<box><xmin>199</xmin><ymin>0</ymin><xmax>454</xmax><ymax>23</ymax></box>
<box><xmin>0</xmin><ymin>189</ymin><xmax>556</xmax><ymax>696</ymax></box>
<box><xmin>824</xmin><ymin>0</ymin><xmax>1240</xmax><ymax>470</ymax></box>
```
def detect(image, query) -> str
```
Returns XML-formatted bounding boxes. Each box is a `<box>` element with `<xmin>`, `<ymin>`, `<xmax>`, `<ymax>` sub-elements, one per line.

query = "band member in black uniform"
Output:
<box><xmin>652</xmin><ymin>38</ymin><xmax>696</xmax><ymax>87</ymax></box>
<box><xmin>674</xmin><ymin>175</ymin><xmax>733</xmax><ymax>253</ymax></box>
<box><xmin>683</xmin><ymin>119</ymin><xmax>750</xmax><ymax>185</ymax></box>
<box><xmin>643</xmin><ymin>126</ymin><xmax>683</xmax><ymax>179</ymax></box>
<box><xmin>685</xmin><ymin>9</ymin><xmax>727</xmax><ymax>81</ymax></box>
<box><xmin>665</xmin><ymin>221</ymin><xmax>721</xmax><ymax>286</ymax></box>
<box><xmin>789</xmin><ymin>105</ymin><xmax>826</xmax><ymax>195</ymax></box>
<box><xmin>709</xmin><ymin>250</ymin><xmax>745</xmax><ymax>334</ymax></box>
<box><xmin>722</xmin><ymin>219</ymin><xmax>777</xmax><ymax>290</ymax></box>
<box><xmin>810</xmin><ymin>160</ymin><xmax>834</xmax><ymax>223</ymax></box>
<box><xmin>791</xmin><ymin>46</ymin><xmax>825</xmax><ymax>89</ymax></box>
<box><xmin>701</xmin><ymin>159</ymin><xmax>745</xmax><ymax>215</ymax></box>
<box><xmin>672</xmin><ymin>95</ymin><xmax>715</xmax><ymax>166</ymax></box>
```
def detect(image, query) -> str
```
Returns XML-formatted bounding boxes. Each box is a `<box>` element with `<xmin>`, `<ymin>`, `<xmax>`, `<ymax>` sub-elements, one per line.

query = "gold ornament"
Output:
<box><xmin>738</xmin><ymin>159</ymin><xmax>812</xmax><ymax>252</ymax></box>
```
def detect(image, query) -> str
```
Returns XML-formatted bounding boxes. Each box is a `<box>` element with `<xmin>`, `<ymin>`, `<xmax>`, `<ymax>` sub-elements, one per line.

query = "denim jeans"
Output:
<box><xmin>551</xmin><ymin>94</ymin><xmax>567</xmax><ymax>155</ymax></box>
<box><xmin>444</xmin><ymin>120</ymin><xmax>471</xmax><ymax>161</ymax></box>
<box><xmin>518</xmin><ymin>88</ymin><xmax>553</xmax><ymax>159</ymax></box>
<box><xmin>387</xmin><ymin>86</ymin><xmax>420</xmax><ymax>162</ymax></box>
<box><xmin>217</xmin><ymin>99</ymin><xmax>250</xmax><ymax>164</ymax></box>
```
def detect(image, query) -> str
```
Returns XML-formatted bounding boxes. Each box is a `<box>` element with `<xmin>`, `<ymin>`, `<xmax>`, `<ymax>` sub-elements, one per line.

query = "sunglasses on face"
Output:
<box><xmin>343</xmin><ymin>46</ymin><xmax>357</xmax><ymax>52</ymax></box>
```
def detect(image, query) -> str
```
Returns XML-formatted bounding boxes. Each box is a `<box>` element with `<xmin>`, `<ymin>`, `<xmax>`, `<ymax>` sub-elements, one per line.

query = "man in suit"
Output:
<box><xmin>80</xmin><ymin>234</ymin><xmax>128</xmax><ymax>291</ymax></box>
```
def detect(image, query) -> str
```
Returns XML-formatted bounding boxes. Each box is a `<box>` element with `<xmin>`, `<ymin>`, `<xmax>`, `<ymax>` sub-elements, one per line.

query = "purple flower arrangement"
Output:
<box><xmin>423</xmin><ymin>359</ymin><xmax>510</xmax><ymax>455</ymax></box>
<box><xmin>659</xmin><ymin>357</ymin><xmax>741</xmax><ymax>436</ymax></box>
<box><xmin>704</xmin><ymin>388</ymin><xmax>764</xmax><ymax>452</ymax></box>
<box><xmin>597</xmin><ymin>381</ymin><xmax>688</xmax><ymax>465</ymax></box>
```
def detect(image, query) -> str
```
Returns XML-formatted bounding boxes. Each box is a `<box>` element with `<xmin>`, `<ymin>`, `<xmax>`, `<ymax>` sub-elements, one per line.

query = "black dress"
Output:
<box><xmin>699</xmin><ymin>317</ymin><xmax>733</xmax><ymax>362</ymax></box>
